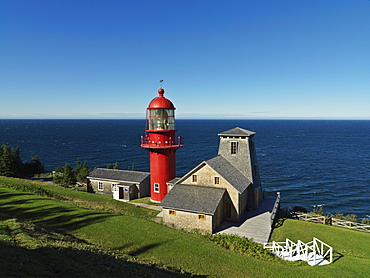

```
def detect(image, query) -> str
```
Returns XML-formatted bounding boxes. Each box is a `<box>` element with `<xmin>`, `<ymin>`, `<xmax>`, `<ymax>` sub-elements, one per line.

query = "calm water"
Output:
<box><xmin>1</xmin><ymin>119</ymin><xmax>369</xmax><ymax>219</ymax></box>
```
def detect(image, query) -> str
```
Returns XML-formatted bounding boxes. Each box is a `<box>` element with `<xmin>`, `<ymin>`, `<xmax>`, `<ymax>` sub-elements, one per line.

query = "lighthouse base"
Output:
<box><xmin>150</xmin><ymin>198</ymin><xmax>162</xmax><ymax>204</ymax></box>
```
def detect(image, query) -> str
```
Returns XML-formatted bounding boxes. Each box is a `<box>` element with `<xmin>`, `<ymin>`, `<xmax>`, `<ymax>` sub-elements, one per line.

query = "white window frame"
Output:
<box><xmin>98</xmin><ymin>181</ymin><xmax>104</xmax><ymax>191</ymax></box>
<box><xmin>231</xmin><ymin>141</ymin><xmax>238</xmax><ymax>155</ymax></box>
<box><xmin>111</xmin><ymin>183</ymin><xmax>118</xmax><ymax>191</ymax></box>
<box><xmin>154</xmin><ymin>183</ymin><xmax>160</xmax><ymax>193</ymax></box>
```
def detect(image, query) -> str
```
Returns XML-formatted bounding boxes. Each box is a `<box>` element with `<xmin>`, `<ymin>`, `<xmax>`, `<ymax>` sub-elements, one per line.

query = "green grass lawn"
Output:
<box><xmin>270</xmin><ymin>217</ymin><xmax>370</xmax><ymax>277</ymax></box>
<box><xmin>1</xmin><ymin>176</ymin><xmax>369</xmax><ymax>277</ymax></box>
<box><xmin>129</xmin><ymin>196</ymin><xmax>160</xmax><ymax>206</ymax></box>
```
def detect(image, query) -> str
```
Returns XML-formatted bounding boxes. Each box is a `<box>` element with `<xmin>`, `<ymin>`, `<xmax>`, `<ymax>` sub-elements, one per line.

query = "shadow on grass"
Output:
<box><xmin>0</xmin><ymin>189</ymin><xmax>206</xmax><ymax>277</ymax></box>
<box><xmin>332</xmin><ymin>250</ymin><xmax>344</xmax><ymax>263</ymax></box>
<box><xmin>0</xmin><ymin>241</ymin><xmax>199</xmax><ymax>277</ymax></box>
<box><xmin>273</xmin><ymin>217</ymin><xmax>286</xmax><ymax>229</ymax></box>
<box><xmin>128</xmin><ymin>242</ymin><xmax>163</xmax><ymax>256</ymax></box>
<box><xmin>0</xmin><ymin>190</ymin><xmax>34</xmax><ymax>199</ymax></box>
<box><xmin>0</xmin><ymin>189</ymin><xmax>115</xmax><ymax>232</ymax></box>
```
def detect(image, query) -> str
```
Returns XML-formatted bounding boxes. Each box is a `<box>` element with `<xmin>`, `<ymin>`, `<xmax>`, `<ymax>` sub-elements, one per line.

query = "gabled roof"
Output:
<box><xmin>218</xmin><ymin>127</ymin><xmax>255</xmax><ymax>137</ymax></box>
<box><xmin>205</xmin><ymin>155</ymin><xmax>252</xmax><ymax>193</ymax></box>
<box><xmin>161</xmin><ymin>184</ymin><xmax>225</xmax><ymax>215</ymax></box>
<box><xmin>86</xmin><ymin>168</ymin><xmax>149</xmax><ymax>183</ymax></box>
<box><xmin>176</xmin><ymin>155</ymin><xmax>252</xmax><ymax>193</ymax></box>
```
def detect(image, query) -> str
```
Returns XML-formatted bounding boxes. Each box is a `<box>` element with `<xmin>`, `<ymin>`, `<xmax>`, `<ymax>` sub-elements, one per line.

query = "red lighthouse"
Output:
<box><xmin>141</xmin><ymin>88</ymin><xmax>183</xmax><ymax>203</ymax></box>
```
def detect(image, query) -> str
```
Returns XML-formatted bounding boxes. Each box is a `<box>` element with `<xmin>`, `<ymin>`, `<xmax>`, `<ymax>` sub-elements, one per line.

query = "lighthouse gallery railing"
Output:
<box><xmin>141</xmin><ymin>136</ymin><xmax>184</xmax><ymax>149</ymax></box>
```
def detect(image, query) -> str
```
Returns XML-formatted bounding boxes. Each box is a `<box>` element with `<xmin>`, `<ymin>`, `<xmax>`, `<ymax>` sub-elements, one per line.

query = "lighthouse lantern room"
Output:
<box><xmin>141</xmin><ymin>88</ymin><xmax>183</xmax><ymax>202</ymax></box>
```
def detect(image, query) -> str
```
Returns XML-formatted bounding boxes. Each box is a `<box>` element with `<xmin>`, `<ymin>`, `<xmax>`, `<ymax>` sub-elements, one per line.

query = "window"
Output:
<box><xmin>231</xmin><ymin>141</ymin><xmax>238</xmax><ymax>154</ymax></box>
<box><xmin>148</xmin><ymin>109</ymin><xmax>175</xmax><ymax>130</ymax></box>
<box><xmin>98</xmin><ymin>181</ymin><xmax>104</xmax><ymax>191</ymax></box>
<box><xmin>198</xmin><ymin>214</ymin><xmax>206</xmax><ymax>220</ymax></box>
<box><xmin>111</xmin><ymin>183</ymin><xmax>118</xmax><ymax>191</ymax></box>
<box><xmin>192</xmin><ymin>174</ymin><xmax>197</xmax><ymax>183</ymax></box>
<box><xmin>169</xmin><ymin>210</ymin><xmax>176</xmax><ymax>216</ymax></box>
<box><xmin>154</xmin><ymin>183</ymin><xmax>160</xmax><ymax>193</ymax></box>
<box><xmin>214</xmin><ymin>177</ymin><xmax>220</xmax><ymax>185</ymax></box>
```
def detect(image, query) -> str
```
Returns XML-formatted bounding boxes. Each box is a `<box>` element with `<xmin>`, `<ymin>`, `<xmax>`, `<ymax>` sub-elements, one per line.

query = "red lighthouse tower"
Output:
<box><xmin>141</xmin><ymin>88</ymin><xmax>183</xmax><ymax>203</ymax></box>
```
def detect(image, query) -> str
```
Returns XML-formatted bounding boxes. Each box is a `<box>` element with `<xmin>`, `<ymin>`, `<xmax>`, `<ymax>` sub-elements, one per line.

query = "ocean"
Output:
<box><xmin>0</xmin><ymin>119</ymin><xmax>369</xmax><ymax>219</ymax></box>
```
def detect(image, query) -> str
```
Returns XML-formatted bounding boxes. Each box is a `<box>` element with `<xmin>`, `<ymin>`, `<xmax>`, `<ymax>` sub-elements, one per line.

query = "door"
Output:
<box><xmin>224</xmin><ymin>202</ymin><xmax>232</xmax><ymax>218</ymax></box>
<box><xmin>119</xmin><ymin>187</ymin><xmax>124</xmax><ymax>199</ymax></box>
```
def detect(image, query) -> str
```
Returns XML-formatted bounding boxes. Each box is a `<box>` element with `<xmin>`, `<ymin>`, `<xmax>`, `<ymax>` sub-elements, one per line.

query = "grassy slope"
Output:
<box><xmin>0</xmin><ymin>215</ymin><xmax>189</xmax><ymax>277</ymax></box>
<box><xmin>1</xmin><ymin>177</ymin><xmax>369</xmax><ymax>277</ymax></box>
<box><xmin>271</xmin><ymin>218</ymin><xmax>370</xmax><ymax>277</ymax></box>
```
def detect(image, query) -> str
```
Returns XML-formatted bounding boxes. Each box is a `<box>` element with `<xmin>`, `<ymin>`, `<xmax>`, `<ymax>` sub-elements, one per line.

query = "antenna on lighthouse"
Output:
<box><xmin>159</xmin><ymin>79</ymin><xmax>164</xmax><ymax>88</ymax></box>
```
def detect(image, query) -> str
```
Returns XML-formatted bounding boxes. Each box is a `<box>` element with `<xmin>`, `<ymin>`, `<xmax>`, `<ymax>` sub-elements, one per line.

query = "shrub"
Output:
<box><xmin>311</xmin><ymin>205</ymin><xmax>324</xmax><ymax>215</ymax></box>
<box><xmin>330</xmin><ymin>213</ymin><xmax>358</xmax><ymax>223</ymax></box>
<box><xmin>362</xmin><ymin>218</ymin><xmax>370</xmax><ymax>225</ymax></box>
<box><xmin>207</xmin><ymin>234</ymin><xmax>275</xmax><ymax>260</ymax></box>
<box><xmin>291</xmin><ymin>206</ymin><xmax>307</xmax><ymax>213</ymax></box>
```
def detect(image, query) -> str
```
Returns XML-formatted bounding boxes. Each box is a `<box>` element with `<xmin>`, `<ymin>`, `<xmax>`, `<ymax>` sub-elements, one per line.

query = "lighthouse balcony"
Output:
<box><xmin>141</xmin><ymin>136</ymin><xmax>184</xmax><ymax>149</ymax></box>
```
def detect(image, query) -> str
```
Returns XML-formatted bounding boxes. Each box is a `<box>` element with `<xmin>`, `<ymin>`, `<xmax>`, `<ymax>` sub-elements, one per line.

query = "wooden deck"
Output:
<box><xmin>215</xmin><ymin>197</ymin><xmax>277</xmax><ymax>244</ymax></box>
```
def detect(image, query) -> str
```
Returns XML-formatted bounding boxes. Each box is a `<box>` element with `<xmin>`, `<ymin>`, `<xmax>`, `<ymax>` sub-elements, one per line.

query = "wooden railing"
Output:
<box><xmin>291</xmin><ymin>212</ymin><xmax>370</xmax><ymax>233</ymax></box>
<box><xmin>270</xmin><ymin>192</ymin><xmax>281</xmax><ymax>226</ymax></box>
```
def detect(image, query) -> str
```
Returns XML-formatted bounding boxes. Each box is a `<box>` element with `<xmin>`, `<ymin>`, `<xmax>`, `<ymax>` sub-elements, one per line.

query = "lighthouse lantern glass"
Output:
<box><xmin>148</xmin><ymin>109</ymin><xmax>175</xmax><ymax>130</ymax></box>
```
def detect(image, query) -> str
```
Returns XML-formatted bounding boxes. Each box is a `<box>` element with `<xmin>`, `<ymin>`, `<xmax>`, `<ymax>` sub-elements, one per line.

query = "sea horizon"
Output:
<box><xmin>1</xmin><ymin>116</ymin><xmax>370</xmax><ymax>121</ymax></box>
<box><xmin>1</xmin><ymin>119</ymin><xmax>369</xmax><ymax>219</ymax></box>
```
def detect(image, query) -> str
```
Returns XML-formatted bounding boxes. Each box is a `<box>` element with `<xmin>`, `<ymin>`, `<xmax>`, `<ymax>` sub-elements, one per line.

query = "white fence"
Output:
<box><xmin>292</xmin><ymin>212</ymin><xmax>370</xmax><ymax>233</ymax></box>
<box><xmin>264</xmin><ymin>237</ymin><xmax>333</xmax><ymax>266</ymax></box>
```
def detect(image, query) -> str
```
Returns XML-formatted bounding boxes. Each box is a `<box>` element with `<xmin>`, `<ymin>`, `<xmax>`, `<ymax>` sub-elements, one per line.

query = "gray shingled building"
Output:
<box><xmin>160</xmin><ymin>127</ymin><xmax>263</xmax><ymax>233</ymax></box>
<box><xmin>86</xmin><ymin>168</ymin><xmax>150</xmax><ymax>201</ymax></box>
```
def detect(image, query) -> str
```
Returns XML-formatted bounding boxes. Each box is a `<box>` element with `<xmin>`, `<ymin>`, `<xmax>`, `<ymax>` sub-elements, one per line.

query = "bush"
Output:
<box><xmin>311</xmin><ymin>205</ymin><xmax>324</xmax><ymax>215</ymax></box>
<box><xmin>207</xmin><ymin>234</ymin><xmax>275</xmax><ymax>260</ymax></box>
<box><xmin>291</xmin><ymin>206</ymin><xmax>307</xmax><ymax>213</ymax></box>
<box><xmin>362</xmin><ymin>218</ymin><xmax>370</xmax><ymax>225</ymax></box>
<box><xmin>334</xmin><ymin>213</ymin><xmax>357</xmax><ymax>223</ymax></box>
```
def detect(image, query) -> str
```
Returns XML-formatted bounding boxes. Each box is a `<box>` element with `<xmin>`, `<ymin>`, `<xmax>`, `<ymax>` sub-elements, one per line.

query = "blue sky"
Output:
<box><xmin>1</xmin><ymin>0</ymin><xmax>369</xmax><ymax>119</ymax></box>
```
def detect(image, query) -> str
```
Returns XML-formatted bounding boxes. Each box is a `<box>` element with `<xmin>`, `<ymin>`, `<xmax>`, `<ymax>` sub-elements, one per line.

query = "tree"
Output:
<box><xmin>0</xmin><ymin>143</ymin><xmax>44</xmax><ymax>178</ymax></box>
<box><xmin>74</xmin><ymin>159</ymin><xmax>90</xmax><ymax>183</ymax></box>
<box><xmin>13</xmin><ymin>146</ymin><xmax>24</xmax><ymax>176</ymax></box>
<box><xmin>0</xmin><ymin>143</ymin><xmax>17</xmax><ymax>177</ymax></box>
<box><xmin>106</xmin><ymin>162</ymin><xmax>119</xmax><ymax>170</ymax></box>
<box><xmin>63</xmin><ymin>163</ymin><xmax>76</xmax><ymax>185</ymax></box>
<box><xmin>23</xmin><ymin>155</ymin><xmax>45</xmax><ymax>177</ymax></box>
<box><xmin>53</xmin><ymin>163</ymin><xmax>76</xmax><ymax>187</ymax></box>
<box><xmin>53</xmin><ymin>160</ymin><xmax>91</xmax><ymax>187</ymax></box>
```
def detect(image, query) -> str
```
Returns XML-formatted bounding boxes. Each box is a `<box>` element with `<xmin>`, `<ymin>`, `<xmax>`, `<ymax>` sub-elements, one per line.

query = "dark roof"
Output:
<box><xmin>160</xmin><ymin>184</ymin><xmax>226</xmax><ymax>215</ymax></box>
<box><xmin>205</xmin><ymin>155</ymin><xmax>251</xmax><ymax>193</ymax></box>
<box><xmin>167</xmin><ymin>177</ymin><xmax>180</xmax><ymax>185</ymax></box>
<box><xmin>218</xmin><ymin>127</ymin><xmax>255</xmax><ymax>137</ymax></box>
<box><xmin>86</xmin><ymin>168</ymin><xmax>149</xmax><ymax>183</ymax></box>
